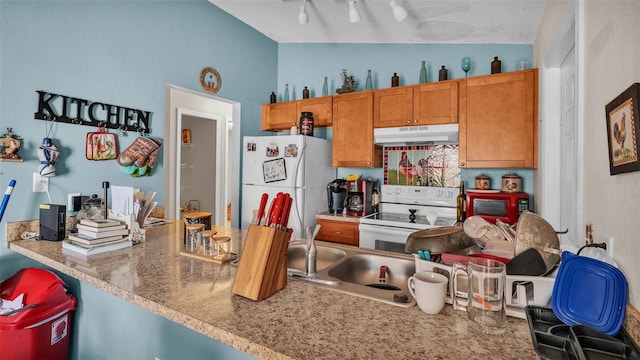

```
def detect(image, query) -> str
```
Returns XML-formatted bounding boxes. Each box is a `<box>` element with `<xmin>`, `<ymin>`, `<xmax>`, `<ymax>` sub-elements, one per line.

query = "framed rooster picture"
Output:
<box><xmin>605</xmin><ymin>83</ymin><xmax>640</xmax><ymax>175</ymax></box>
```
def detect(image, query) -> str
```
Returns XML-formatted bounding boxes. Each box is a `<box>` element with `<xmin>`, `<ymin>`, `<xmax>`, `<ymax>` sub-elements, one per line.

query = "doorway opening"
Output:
<box><xmin>163</xmin><ymin>84</ymin><xmax>240</xmax><ymax>228</ymax></box>
<box><xmin>538</xmin><ymin>3</ymin><xmax>580</xmax><ymax>251</ymax></box>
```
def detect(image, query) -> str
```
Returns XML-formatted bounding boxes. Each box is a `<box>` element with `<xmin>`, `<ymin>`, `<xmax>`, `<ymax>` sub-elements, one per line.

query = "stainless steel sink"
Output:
<box><xmin>287</xmin><ymin>243</ymin><xmax>347</xmax><ymax>272</ymax></box>
<box><xmin>286</xmin><ymin>240</ymin><xmax>417</xmax><ymax>308</ymax></box>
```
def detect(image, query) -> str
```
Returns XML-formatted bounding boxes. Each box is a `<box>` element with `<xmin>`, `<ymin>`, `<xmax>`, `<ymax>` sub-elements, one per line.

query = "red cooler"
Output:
<box><xmin>0</xmin><ymin>268</ymin><xmax>76</xmax><ymax>360</ymax></box>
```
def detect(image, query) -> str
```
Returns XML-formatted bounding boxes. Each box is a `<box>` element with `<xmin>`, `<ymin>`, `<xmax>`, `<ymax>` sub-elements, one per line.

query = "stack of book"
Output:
<box><xmin>63</xmin><ymin>218</ymin><xmax>131</xmax><ymax>256</ymax></box>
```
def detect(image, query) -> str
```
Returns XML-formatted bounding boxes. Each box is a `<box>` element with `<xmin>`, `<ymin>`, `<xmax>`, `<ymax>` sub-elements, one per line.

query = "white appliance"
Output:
<box><xmin>374</xmin><ymin>124</ymin><xmax>458</xmax><ymax>145</ymax></box>
<box><xmin>359</xmin><ymin>185</ymin><xmax>457</xmax><ymax>253</ymax></box>
<box><xmin>241</xmin><ymin>135</ymin><xmax>335</xmax><ymax>238</ymax></box>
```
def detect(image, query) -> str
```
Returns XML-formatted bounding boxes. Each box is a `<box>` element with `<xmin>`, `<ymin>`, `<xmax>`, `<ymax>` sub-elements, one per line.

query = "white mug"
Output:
<box><xmin>407</xmin><ymin>271</ymin><xmax>448</xmax><ymax>314</ymax></box>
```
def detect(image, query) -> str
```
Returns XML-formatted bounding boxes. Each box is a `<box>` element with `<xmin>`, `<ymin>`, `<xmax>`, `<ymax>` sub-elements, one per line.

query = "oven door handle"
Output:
<box><xmin>359</xmin><ymin>224</ymin><xmax>416</xmax><ymax>236</ymax></box>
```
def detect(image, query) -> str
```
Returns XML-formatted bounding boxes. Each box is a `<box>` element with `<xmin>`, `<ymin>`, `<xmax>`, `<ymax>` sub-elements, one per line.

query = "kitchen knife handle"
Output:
<box><xmin>265</xmin><ymin>197</ymin><xmax>276</xmax><ymax>226</ymax></box>
<box><xmin>256</xmin><ymin>193</ymin><xmax>268</xmax><ymax>224</ymax></box>
<box><xmin>281</xmin><ymin>195</ymin><xmax>293</xmax><ymax>228</ymax></box>
<box><xmin>270</xmin><ymin>192</ymin><xmax>284</xmax><ymax>226</ymax></box>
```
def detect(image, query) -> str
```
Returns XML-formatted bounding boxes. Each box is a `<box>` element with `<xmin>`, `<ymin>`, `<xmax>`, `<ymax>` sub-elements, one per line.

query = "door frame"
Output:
<box><xmin>164</xmin><ymin>84</ymin><xmax>241</xmax><ymax>227</ymax></box>
<box><xmin>537</xmin><ymin>1</ymin><xmax>583</xmax><ymax>250</ymax></box>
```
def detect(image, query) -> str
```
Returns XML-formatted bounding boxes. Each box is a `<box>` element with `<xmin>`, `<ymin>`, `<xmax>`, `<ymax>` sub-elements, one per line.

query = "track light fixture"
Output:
<box><xmin>389</xmin><ymin>0</ymin><xmax>408</xmax><ymax>22</ymax></box>
<box><xmin>298</xmin><ymin>0</ymin><xmax>407</xmax><ymax>25</ymax></box>
<box><xmin>298</xmin><ymin>0</ymin><xmax>309</xmax><ymax>25</ymax></box>
<box><xmin>348</xmin><ymin>1</ymin><xmax>360</xmax><ymax>24</ymax></box>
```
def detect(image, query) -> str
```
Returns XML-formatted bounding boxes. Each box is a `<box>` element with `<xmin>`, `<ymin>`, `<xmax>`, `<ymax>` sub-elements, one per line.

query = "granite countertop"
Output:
<box><xmin>316</xmin><ymin>212</ymin><xmax>363</xmax><ymax>223</ymax></box>
<box><xmin>5</xmin><ymin>221</ymin><xmax>552</xmax><ymax>359</ymax></box>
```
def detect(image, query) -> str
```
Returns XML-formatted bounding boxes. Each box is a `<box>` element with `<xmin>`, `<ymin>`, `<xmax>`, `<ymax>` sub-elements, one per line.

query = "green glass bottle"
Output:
<box><xmin>365</xmin><ymin>70</ymin><xmax>372</xmax><ymax>91</ymax></box>
<box><xmin>322</xmin><ymin>77</ymin><xmax>328</xmax><ymax>96</ymax></box>
<box><xmin>419</xmin><ymin>60</ymin><xmax>427</xmax><ymax>83</ymax></box>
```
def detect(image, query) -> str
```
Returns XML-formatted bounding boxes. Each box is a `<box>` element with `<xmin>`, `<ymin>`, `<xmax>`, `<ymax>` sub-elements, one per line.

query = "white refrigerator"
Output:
<box><xmin>241</xmin><ymin>135</ymin><xmax>335</xmax><ymax>238</ymax></box>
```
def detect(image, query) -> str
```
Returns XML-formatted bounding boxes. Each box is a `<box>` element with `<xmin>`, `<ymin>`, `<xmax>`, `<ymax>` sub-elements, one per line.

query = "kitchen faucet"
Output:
<box><xmin>305</xmin><ymin>225</ymin><xmax>319</xmax><ymax>276</ymax></box>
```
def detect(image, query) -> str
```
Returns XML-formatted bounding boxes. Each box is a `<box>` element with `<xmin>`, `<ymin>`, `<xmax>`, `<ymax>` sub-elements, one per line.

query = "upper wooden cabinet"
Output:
<box><xmin>373</xmin><ymin>81</ymin><xmax>458</xmax><ymax>128</ymax></box>
<box><xmin>332</xmin><ymin>91</ymin><xmax>382</xmax><ymax>168</ymax></box>
<box><xmin>413</xmin><ymin>81</ymin><xmax>458</xmax><ymax>125</ymax></box>
<box><xmin>373</xmin><ymin>86</ymin><xmax>413</xmax><ymax>127</ymax></box>
<box><xmin>261</xmin><ymin>102</ymin><xmax>297</xmax><ymax>131</ymax></box>
<box><xmin>296</xmin><ymin>97</ymin><xmax>332</xmax><ymax>127</ymax></box>
<box><xmin>261</xmin><ymin>97</ymin><xmax>332</xmax><ymax>131</ymax></box>
<box><xmin>458</xmin><ymin>69</ymin><xmax>538</xmax><ymax>169</ymax></box>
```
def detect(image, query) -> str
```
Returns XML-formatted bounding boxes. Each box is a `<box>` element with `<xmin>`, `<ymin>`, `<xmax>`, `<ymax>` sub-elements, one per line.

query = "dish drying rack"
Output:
<box><xmin>415</xmin><ymin>256</ymin><xmax>556</xmax><ymax>319</ymax></box>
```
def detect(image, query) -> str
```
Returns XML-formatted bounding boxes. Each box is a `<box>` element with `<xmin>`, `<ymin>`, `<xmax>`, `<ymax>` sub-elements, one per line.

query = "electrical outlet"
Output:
<box><xmin>68</xmin><ymin>193</ymin><xmax>81</xmax><ymax>211</ymax></box>
<box><xmin>602</xmin><ymin>234</ymin><xmax>614</xmax><ymax>257</ymax></box>
<box><xmin>32</xmin><ymin>173</ymin><xmax>49</xmax><ymax>192</ymax></box>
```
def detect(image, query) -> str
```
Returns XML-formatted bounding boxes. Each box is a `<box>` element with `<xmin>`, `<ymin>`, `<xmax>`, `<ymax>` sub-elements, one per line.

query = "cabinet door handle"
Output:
<box><xmin>406</xmin><ymin>119</ymin><xmax>411</xmax><ymax>124</ymax></box>
<box><xmin>413</xmin><ymin>119</ymin><xmax>419</xmax><ymax>124</ymax></box>
<box><xmin>332</xmin><ymin>231</ymin><xmax>343</xmax><ymax>235</ymax></box>
<box><xmin>459</xmin><ymin>162</ymin><xmax>465</xmax><ymax>167</ymax></box>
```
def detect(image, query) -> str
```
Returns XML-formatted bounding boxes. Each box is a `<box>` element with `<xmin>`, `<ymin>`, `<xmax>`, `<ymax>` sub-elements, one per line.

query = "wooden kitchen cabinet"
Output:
<box><xmin>261</xmin><ymin>102</ymin><xmax>297</xmax><ymax>131</ymax></box>
<box><xmin>332</xmin><ymin>91</ymin><xmax>382</xmax><ymax>168</ymax></box>
<box><xmin>413</xmin><ymin>80</ymin><xmax>458</xmax><ymax>125</ymax></box>
<box><xmin>296</xmin><ymin>96</ymin><xmax>332</xmax><ymax>127</ymax></box>
<box><xmin>316</xmin><ymin>218</ymin><xmax>359</xmax><ymax>246</ymax></box>
<box><xmin>458</xmin><ymin>69</ymin><xmax>538</xmax><ymax>168</ymax></box>
<box><xmin>261</xmin><ymin>96</ymin><xmax>333</xmax><ymax>131</ymax></box>
<box><xmin>373</xmin><ymin>82</ymin><xmax>458</xmax><ymax>128</ymax></box>
<box><xmin>373</xmin><ymin>86</ymin><xmax>413</xmax><ymax>127</ymax></box>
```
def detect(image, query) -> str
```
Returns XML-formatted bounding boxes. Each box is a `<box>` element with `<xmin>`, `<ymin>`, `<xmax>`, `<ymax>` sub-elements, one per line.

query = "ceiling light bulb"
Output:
<box><xmin>298</xmin><ymin>0</ymin><xmax>309</xmax><ymax>25</ymax></box>
<box><xmin>348</xmin><ymin>1</ymin><xmax>360</xmax><ymax>24</ymax></box>
<box><xmin>390</xmin><ymin>0</ymin><xmax>407</xmax><ymax>22</ymax></box>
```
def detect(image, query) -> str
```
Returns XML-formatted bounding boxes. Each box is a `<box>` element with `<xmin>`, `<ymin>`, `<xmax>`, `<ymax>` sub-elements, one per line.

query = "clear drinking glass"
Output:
<box><xmin>461</xmin><ymin>57</ymin><xmax>471</xmax><ymax>78</ymax></box>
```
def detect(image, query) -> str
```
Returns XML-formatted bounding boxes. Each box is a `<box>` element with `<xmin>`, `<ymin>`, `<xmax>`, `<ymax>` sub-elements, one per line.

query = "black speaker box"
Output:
<box><xmin>39</xmin><ymin>204</ymin><xmax>66</xmax><ymax>241</ymax></box>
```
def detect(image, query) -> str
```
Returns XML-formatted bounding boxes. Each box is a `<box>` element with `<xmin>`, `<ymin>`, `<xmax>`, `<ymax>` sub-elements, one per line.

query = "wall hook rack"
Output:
<box><xmin>33</xmin><ymin>90</ymin><xmax>153</xmax><ymax>134</ymax></box>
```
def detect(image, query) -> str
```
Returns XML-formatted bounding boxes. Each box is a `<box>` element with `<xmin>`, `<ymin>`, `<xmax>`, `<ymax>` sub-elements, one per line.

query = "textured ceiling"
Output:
<box><xmin>208</xmin><ymin>0</ymin><xmax>545</xmax><ymax>44</ymax></box>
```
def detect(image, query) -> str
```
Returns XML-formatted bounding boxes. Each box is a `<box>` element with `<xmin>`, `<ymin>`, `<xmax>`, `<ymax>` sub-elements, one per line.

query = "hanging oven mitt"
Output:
<box><xmin>117</xmin><ymin>136</ymin><xmax>159</xmax><ymax>168</ymax></box>
<box><xmin>86</xmin><ymin>127</ymin><xmax>118</xmax><ymax>160</ymax></box>
<box><xmin>134</xmin><ymin>137</ymin><xmax>163</xmax><ymax>177</ymax></box>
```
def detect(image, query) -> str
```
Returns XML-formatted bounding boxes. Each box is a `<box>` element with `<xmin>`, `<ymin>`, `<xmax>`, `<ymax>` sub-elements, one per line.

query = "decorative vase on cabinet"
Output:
<box><xmin>284</xmin><ymin>83</ymin><xmax>290</xmax><ymax>101</ymax></box>
<box><xmin>322</xmin><ymin>77</ymin><xmax>328</xmax><ymax>96</ymax></box>
<box><xmin>419</xmin><ymin>60</ymin><xmax>428</xmax><ymax>83</ymax></box>
<box><xmin>365</xmin><ymin>70</ymin><xmax>373</xmax><ymax>91</ymax></box>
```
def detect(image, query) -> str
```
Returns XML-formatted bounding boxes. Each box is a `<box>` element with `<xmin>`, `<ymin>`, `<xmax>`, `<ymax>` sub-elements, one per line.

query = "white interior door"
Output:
<box><xmin>559</xmin><ymin>48</ymin><xmax>578</xmax><ymax>247</ymax></box>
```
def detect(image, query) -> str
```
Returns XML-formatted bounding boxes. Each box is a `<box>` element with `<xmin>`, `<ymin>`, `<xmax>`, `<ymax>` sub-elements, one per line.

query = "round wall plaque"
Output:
<box><xmin>200</xmin><ymin>67</ymin><xmax>221</xmax><ymax>94</ymax></box>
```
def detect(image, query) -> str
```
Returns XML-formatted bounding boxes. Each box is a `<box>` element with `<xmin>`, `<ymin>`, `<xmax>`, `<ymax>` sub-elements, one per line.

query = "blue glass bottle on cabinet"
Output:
<box><xmin>284</xmin><ymin>83</ymin><xmax>289</xmax><ymax>101</ymax></box>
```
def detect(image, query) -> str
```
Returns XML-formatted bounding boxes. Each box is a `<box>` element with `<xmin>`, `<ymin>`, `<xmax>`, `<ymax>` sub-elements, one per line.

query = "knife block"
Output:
<box><xmin>232</xmin><ymin>225</ymin><xmax>288</xmax><ymax>301</ymax></box>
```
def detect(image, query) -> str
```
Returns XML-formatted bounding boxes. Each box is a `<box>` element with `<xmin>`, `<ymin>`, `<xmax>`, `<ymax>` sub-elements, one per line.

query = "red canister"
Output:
<box><xmin>300</xmin><ymin>112</ymin><xmax>314</xmax><ymax>136</ymax></box>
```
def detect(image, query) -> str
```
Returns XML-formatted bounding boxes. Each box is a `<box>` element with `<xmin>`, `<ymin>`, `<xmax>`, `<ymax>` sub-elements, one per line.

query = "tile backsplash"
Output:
<box><xmin>383</xmin><ymin>144</ymin><xmax>460</xmax><ymax>187</ymax></box>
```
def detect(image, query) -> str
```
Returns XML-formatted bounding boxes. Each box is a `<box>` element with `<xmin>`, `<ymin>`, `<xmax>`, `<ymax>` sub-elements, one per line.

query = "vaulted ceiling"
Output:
<box><xmin>208</xmin><ymin>0</ymin><xmax>545</xmax><ymax>44</ymax></box>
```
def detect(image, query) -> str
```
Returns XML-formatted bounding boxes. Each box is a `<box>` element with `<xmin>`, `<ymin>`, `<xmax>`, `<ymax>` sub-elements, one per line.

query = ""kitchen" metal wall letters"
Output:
<box><xmin>34</xmin><ymin>90</ymin><xmax>152</xmax><ymax>134</ymax></box>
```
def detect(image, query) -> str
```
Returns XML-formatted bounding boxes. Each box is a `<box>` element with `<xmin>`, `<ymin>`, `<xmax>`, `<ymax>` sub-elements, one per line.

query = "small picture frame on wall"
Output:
<box><xmin>605</xmin><ymin>83</ymin><xmax>640</xmax><ymax>175</ymax></box>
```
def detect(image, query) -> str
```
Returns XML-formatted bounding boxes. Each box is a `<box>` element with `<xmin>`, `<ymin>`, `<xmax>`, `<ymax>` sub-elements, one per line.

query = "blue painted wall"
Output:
<box><xmin>0</xmin><ymin>1</ymin><xmax>271</xmax><ymax>358</ymax></box>
<box><xmin>0</xmin><ymin>0</ymin><xmax>276</xmax><ymax>231</ymax></box>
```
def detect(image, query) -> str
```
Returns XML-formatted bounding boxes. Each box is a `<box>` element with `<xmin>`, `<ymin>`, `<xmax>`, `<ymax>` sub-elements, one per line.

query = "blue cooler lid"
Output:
<box><xmin>552</xmin><ymin>251</ymin><xmax>627</xmax><ymax>335</ymax></box>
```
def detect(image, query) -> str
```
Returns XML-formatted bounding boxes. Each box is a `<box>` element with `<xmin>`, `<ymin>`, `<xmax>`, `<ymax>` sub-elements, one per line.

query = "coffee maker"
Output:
<box><xmin>327</xmin><ymin>179</ymin><xmax>347</xmax><ymax>214</ymax></box>
<box><xmin>345</xmin><ymin>180</ymin><xmax>373</xmax><ymax>217</ymax></box>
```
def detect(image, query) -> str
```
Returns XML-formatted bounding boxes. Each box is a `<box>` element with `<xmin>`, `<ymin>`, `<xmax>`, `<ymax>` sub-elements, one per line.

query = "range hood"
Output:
<box><xmin>374</xmin><ymin>123</ymin><xmax>459</xmax><ymax>145</ymax></box>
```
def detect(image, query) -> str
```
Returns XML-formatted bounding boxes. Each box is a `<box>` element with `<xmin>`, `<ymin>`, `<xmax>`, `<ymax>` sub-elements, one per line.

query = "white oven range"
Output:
<box><xmin>359</xmin><ymin>185</ymin><xmax>457</xmax><ymax>254</ymax></box>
